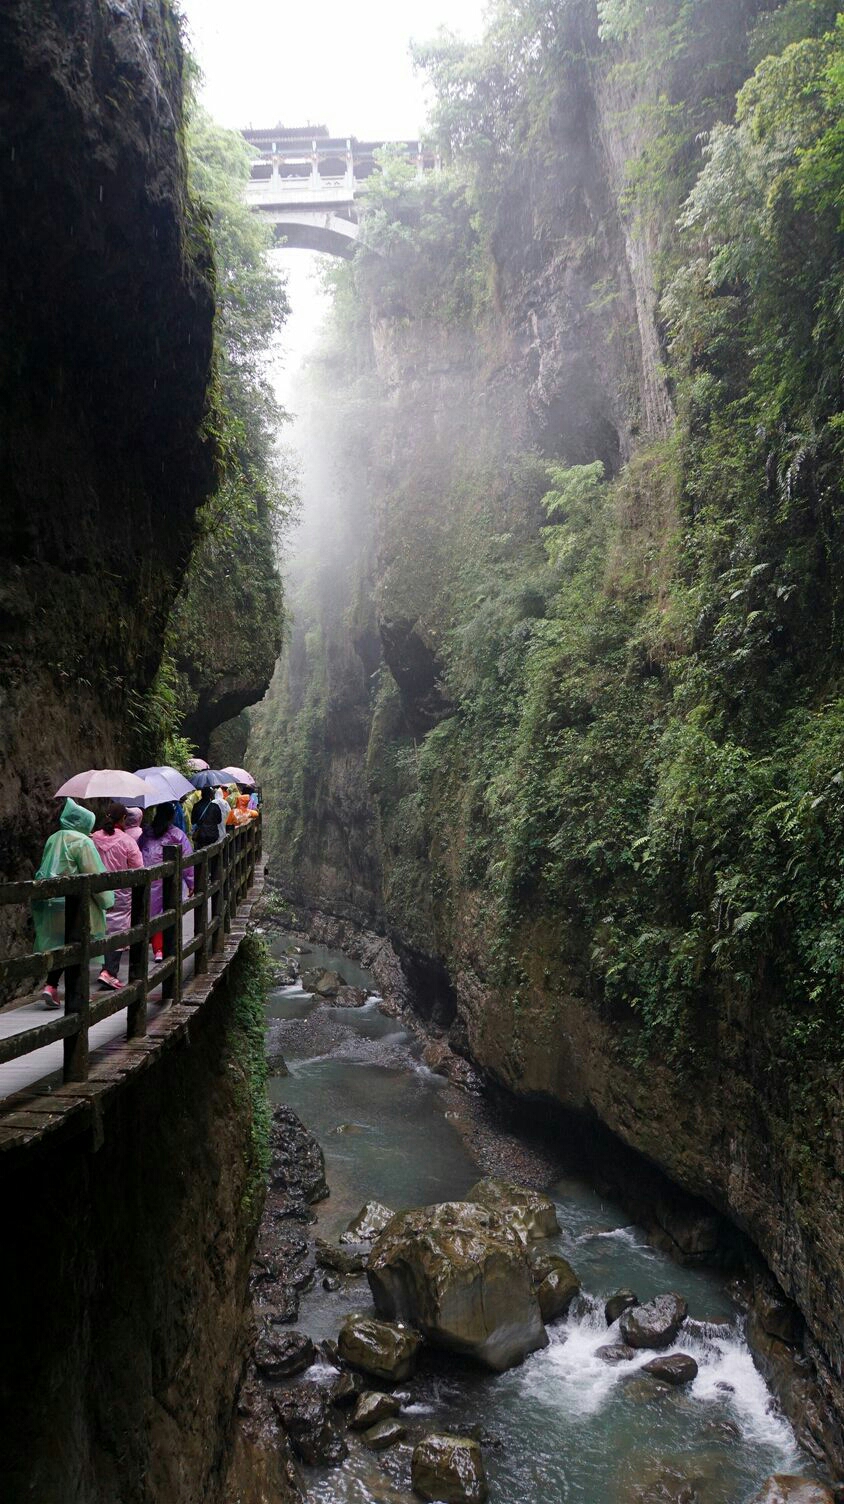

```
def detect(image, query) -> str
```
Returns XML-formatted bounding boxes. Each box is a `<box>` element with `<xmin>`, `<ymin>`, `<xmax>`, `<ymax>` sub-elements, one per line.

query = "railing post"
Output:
<box><xmin>194</xmin><ymin>851</ymin><xmax>209</xmax><ymax>978</ymax></box>
<box><xmin>222</xmin><ymin>832</ymin><xmax>233</xmax><ymax>939</ymax></box>
<box><xmin>127</xmin><ymin>878</ymin><xmax>149</xmax><ymax>1038</ymax></box>
<box><xmin>210</xmin><ymin>843</ymin><xmax>224</xmax><ymax>956</ymax></box>
<box><xmin>63</xmin><ymin>887</ymin><xmax>91</xmax><ymax>1082</ymax></box>
<box><xmin>161</xmin><ymin>844</ymin><xmax>182</xmax><ymax>1006</ymax></box>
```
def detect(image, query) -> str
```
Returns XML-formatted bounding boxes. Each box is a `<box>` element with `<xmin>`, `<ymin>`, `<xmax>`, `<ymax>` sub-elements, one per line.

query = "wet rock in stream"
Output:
<box><xmin>338</xmin><ymin>1313</ymin><xmax>422</xmax><ymax>1381</ymax></box>
<box><xmin>300</xmin><ymin>967</ymin><xmax>345</xmax><ymax>997</ymax></box>
<box><xmin>316</xmin><ymin>1237</ymin><xmax>369</xmax><ymax>1275</ymax></box>
<box><xmin>232</xmin><ymin>1106</ymin><xmax>337</xmax><ymax>1480</ymax></box>
<box><xmin>465</xmin><ymin>1177</ymin><xmax>560</xmax><ymax>1240</ymax></box>
<box><xmin>526</xmin><ymin>1245</ymin><xmax>581</xmax><ymax>1322</ymax></box>
<box><xmin>606</xmin><ymin>1288</ymin><xmax>640</xmax><ymax>1324</ymax></box>
<box><xmin>367</xmin><ymin>1201</ymin><xmax>549</xmax><ymax>1371</ymax></box>
<box><xmin>362</xmin><ymin>1416</ymin><xmax>408</xmax><ymax>1451</ymax></box>
<box><xmin>272</xmin><ymin>1383</ymin><xmax>348</xmax><ymax>1466</ymax></box>
<box><xmin>335</xmin><ymin>984</ymin><xmax>370</xmax><ymax>1007</ymax></box>
<box><xmin>341</xmin><ymin>1199</ymin><xmax>396</xmax><ymax>1243</ymax></box>
<box><xmin>597</xmin><ymin>1342</ymin><xmax>638</xmax><ymax>1364</ymax></box>
<box><xmin>350</xmin><ymin>1391</ymin><xmax>402</xmax><ymax>1429</ymax></box>
<box><xmin>751</xmin><ymin>1479</ymin><xmax>835</xmax><ymax>1504</ymax></box>
<box><xmin>620</xmin><ymin>1294</ymin><xmax>689</xmax><ymax>1350</ymax></box>
<box><xmin>641</xmin><ymin>1353</ymin><xmax>699</xmax><ymax>1386</ymax></box>
<box><xmin>330</xmin><ymin>1370</ymin><xmax>363</xmax><ymax>1407</ymax></box>
<box><xmin>422</xmin><ymin>1039</ymin><xmax>482</xmax><ymax>1091</ymax></box>
<box><xmin>412</xmin><ymin>1434</ymin><xmax>489</xmax><ymax>1504</ymax></box>
<box><xmin>270</xmin><ymin>1104</ymin><xmax>329</xmax><ymax>1205</ymax></box>
<box><xmin>254</xmin><ymin>1327</ymin><xmax>315</xmax><ymax>1380</ymax></box>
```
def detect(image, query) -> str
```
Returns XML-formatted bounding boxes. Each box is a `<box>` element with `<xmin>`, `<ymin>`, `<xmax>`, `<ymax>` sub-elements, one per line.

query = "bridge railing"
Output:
<box><xmin>0</xmin><ymin>819</ymin><xmax>262</xmax><ymax>1084</ymax></box>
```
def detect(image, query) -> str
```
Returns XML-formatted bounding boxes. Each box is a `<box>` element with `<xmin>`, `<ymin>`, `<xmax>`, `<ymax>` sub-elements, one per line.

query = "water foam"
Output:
<box><xmin>517</xmin><ymin>1289</ymin><xmax>800</xmax><ymax>1463</ymax></box>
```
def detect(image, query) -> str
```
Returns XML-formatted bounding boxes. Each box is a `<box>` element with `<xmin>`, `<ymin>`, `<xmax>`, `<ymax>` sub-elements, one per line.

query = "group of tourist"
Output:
<box><xmin>33</xmin><ymin>781</ymin><xmax>259</xmax><ymax>1011</ymax></box>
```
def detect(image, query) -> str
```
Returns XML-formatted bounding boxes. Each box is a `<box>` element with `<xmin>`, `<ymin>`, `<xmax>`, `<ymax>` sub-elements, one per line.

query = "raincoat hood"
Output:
<box><xmin>60</xmin><ymin>797</ymin><xmax>96</xmax><ymax>836</ymax></box>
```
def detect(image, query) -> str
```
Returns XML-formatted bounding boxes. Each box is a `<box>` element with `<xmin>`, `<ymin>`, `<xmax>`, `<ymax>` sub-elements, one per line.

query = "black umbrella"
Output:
<box><xmin>190</xmin><ymin>769</ymin><xmax>231</xmax><ymax>791</ymax></box>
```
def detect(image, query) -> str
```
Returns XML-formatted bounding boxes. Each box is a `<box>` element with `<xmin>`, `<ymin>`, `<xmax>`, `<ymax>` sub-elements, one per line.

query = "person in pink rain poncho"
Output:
<box><xmin>92</xmin><ymin>803</ymin><xmax>144</xmax><ymax>991</ymax></box>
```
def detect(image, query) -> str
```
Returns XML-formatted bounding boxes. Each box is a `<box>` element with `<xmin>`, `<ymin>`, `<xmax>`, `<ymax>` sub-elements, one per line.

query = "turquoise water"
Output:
<box><xmin>265</xmin><ymin>936</ymin><xmax>808</xmax><ymax>1504</ymax></box>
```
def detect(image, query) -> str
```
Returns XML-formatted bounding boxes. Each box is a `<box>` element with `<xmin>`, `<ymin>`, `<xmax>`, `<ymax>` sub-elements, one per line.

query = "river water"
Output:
<box><xmin>265</xmin><ymin>935</ymin><xmax>809</xmax><ymax>1504</ymax></box>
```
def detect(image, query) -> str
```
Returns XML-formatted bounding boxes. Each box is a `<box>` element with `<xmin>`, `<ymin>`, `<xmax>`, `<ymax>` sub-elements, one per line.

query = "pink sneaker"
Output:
<box><xmin>97</xmin><ymin>969</ymin><xmax>125</xmax><ymax>991</ymax></box>
<box><xmin>42</xmin><ymin>984</ymin><xmax>60</xmax><ymax>1010</ymax></box>
<box><xmin>153</xmin><ymin>950</ymin><xmax>163</xmax><ymax>963</ymax></box>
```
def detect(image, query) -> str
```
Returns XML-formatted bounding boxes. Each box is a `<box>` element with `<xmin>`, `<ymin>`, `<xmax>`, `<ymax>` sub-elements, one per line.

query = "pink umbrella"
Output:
<box><xmin>223</xmin><ymin>765</ymin><xmax>256</xmax><ymax>788</ymax></box>
<box><xmin>55</xmin><ymin>769</ymin><xmax>150</xmax><ymax>801</ymax></box>
<box><xmin>188</xmin><ymin>757</ymin><xmax>210</xmax><ymax>771</ymax></box>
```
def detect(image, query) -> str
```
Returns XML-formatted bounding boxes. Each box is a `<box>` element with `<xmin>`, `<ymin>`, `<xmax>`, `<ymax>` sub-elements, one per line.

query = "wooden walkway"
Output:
<box><xmin>0</xmin><ymin>857</ymin><xmax>265</xmax><ymax>1166</ymax></box>
<box><xmin>0</xmin><ymin>911</ymin><xmax>199</xmax><ymax>1101</ymax></box>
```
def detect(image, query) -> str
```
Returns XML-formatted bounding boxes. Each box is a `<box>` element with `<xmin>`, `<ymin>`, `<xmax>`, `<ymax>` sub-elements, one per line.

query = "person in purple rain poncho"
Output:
<box><xmin>138</xmin><ymin>803</ymin><xmax>194</xmax><ymax>963</ymax></box>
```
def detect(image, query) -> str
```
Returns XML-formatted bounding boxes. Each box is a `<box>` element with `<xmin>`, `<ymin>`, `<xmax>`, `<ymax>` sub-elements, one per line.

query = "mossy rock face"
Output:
<box><xmin>337</xmin><ymin>1313</ymin><xmax>421</xmax><ymax>1382</ymax></box>
<box><xmin>412</xmin><ymin>1434</ymin><xmax>489</xmax><ymax>1504</ymax></box>
<box><xmin>367</xmin><ymin>1201</ymin><xmax>547</xmax><ymax>1371</ymax></box>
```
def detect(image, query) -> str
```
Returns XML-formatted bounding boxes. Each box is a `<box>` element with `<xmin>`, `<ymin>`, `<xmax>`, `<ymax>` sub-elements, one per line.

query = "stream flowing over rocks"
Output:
<box><xmin>233</xmin><ymin>930</ymin><xmax>839</xmax><ymax>1504</ymax></box>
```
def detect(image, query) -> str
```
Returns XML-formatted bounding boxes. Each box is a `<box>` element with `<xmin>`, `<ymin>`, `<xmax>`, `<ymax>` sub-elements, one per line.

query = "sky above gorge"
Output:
<box><xmin>180</xmin><ymin>0</ymin><xmax>487</xmax><ymax>141</ymax></box>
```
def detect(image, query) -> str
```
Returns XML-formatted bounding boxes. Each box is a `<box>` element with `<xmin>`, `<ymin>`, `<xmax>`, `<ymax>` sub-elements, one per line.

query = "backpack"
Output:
<box><xmin>193</xmin><ymin>800</ymin><xmax>222</xmax><ymax>847</ymax></box>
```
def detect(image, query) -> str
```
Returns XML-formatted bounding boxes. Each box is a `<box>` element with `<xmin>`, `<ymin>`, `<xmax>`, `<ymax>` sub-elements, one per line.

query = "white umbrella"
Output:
<box><xmin>134</xmin><ymin>766</ymin><xmax>196</xmax><ymax>806</ymax></box>
<box><xmin>55</xmin><ymin>769</ymin><xmax>149</xmax><ymax>801</ymax></box>
<box><xmin>222</xmin><ymin>765</ymin><xmax>256</xmax><ymax>789</ymax></box>
<box><xmin>188</xmin><ymin>757</ymin><xmax>210</xmax><ymax>771</ymax></box>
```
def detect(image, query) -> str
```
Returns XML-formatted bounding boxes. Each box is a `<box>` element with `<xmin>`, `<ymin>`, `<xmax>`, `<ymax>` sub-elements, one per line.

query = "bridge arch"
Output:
<box><xmin>264</xmin><ymin>209</ymin><xmax>360</xmax><ymax>260</ymax></box>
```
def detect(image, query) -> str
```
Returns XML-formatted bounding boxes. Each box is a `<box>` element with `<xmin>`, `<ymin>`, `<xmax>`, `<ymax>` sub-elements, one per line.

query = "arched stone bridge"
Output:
<box><xmin>242</xmin><ymin>124</ymin><xmax>437</xmax><ymax>258</ymax></box>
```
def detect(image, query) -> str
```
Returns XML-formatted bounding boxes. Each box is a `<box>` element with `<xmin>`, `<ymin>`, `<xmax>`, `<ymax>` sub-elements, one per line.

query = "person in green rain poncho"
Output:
<box><xmin>32</xmin><ymin>797</ymin><xmax>114</xmax><ymax>1010</ymax></box>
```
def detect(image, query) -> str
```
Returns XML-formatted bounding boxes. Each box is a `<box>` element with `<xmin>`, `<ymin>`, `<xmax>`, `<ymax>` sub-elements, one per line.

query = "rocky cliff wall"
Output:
<box><xmin>0</xmin><ymin>0</ymin><xmax>214</xmax><ymax>880</ymax></box>
<box><xmin>0</xmin><ymin>942</ymin><xmax>266</xmax><ymax>1504</ymax></box>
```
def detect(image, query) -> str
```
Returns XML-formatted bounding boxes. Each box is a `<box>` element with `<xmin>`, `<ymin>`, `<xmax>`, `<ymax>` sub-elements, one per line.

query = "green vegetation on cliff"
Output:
<box><xmin>256</xmin><ymin>0</ymin><xmax>844</xmax><ymax>1074</ymax></box>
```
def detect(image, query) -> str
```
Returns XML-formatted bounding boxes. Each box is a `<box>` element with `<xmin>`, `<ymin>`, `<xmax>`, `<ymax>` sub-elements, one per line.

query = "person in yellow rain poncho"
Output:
<box><xmin>32</xmin><ymin>797</ymin><xmax>114</xmax><ymax>1010</ymax></box>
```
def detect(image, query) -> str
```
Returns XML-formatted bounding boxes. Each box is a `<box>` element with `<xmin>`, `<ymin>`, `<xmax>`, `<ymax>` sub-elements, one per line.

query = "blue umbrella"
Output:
<box><xmin>190</xmin><ymin>769</ymin><xmax>231</xmax><ymax>791</ymax></box>
<box><xmin>134</xmin><ymin>765</ymin><xmax>196</xmax><ymax>806</ymax></box>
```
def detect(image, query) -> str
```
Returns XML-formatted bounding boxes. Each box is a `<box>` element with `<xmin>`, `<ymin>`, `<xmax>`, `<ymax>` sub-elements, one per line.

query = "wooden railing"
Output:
<box><xmin>0</xmin><ymin>819</ymin><xmax>262</xmax><ymax>1084</ymax></box>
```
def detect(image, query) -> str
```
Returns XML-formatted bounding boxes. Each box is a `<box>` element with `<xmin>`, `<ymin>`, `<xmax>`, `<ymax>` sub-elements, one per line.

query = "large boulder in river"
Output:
<box><xmin>412</xmin><ymin>1434</ymin><xmax>489</xmax><ymax>1504</ymax></box>
<box><xmin>367</xmin><ymin>1201</ymin><xmax>548</xmax><ymax>1371</ymax></box>
<box><xmin>465</xmin><ymin>1178</ymin><xmax>560</xmax><ymax>1241</ymax></box>
<box><xmin>301</xmin><ymin>968</ymin><xmax>345</xmax><ymax>997</ymax></box>
<box><xmin>620</xmin><ymin>1294</ymin><xmax>688</xmax><ymax>1350</ymax></box>
<box><xmin>338</xmin><ymin>1313</ymin><xmax>422</xmax><ymax>1381</ymax></box>
<box><xmin>751</xmin><ymin>1481</ymin><xmax>835</xmax><ymax>1504</ymax></box>
<box><xmin>340</xmin><ymin>1201</ymin><xmax>396</xmax><ymax>1244</ymax></box>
